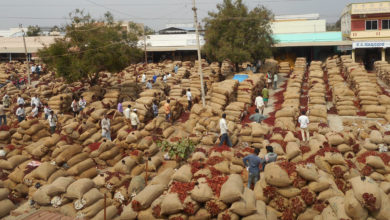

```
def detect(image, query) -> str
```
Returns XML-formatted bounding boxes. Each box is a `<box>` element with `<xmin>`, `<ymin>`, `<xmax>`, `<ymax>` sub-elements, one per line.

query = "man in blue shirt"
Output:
<box><xmin>174</xmin><ymin>64</ymin><xmax>179</xmax><ymax>74</ymax></box>
<box><xmin>243</xmin><ymin>148</ymin><xmax>264</xmax><ymax>188</ymax></box>
<box><xmin>152</xmin><ymin>74</ymin><xmax>158</xmax><ymax>83</ymax></box>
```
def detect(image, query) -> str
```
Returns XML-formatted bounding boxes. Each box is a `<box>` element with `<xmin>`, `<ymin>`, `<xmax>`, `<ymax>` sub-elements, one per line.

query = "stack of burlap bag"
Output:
<box><xmin>346</xmin><ymin>67</ymin><xmax>386</xmax><ymax>118</ymax></box>
<box><xmin>279</xmin><ymin>61</ymin><xmax>291</xmax><ymax>74</ymax></box>
<box><xmin>207</xmin><ymin>79</ymin><xmax>238</xmax><ymax>113</ymax></box>
<box><xmin>10</xmin><ymin>118</ymin><xmax>50</xmax><ymax>146</ymax></box>
<box><xmin>374</xmin><ymin>61</ymin><xmax>390</xmax><ymax>85</ymax></box>
<box><xmin>236</xmin><ymin>74</ymin><xmax>264</xmax><ymax>105</ymax></box>
<box><xmin>134</xmin><ymin>89</ymin><xmax>165</xmax><ymax>122</ymax></box>
<box><xmin>158</xmin><ymin>99</ymin><xmax>184</xmax><ymax>122</ymax></box>
<box><xmin>0</xmin><ymin>183</ymin><xmax>16</xmax><ymax>218</ymax></box>
<box><xmin>275</xmin><ymin>58</ymin><xmax>306</xmax><ymax>131</ymax></box>
<box><xmin>48</xmin><ymin>94</ymin><xmax>72</xmax><ymax>114</ymax></box>
<box><xmin>221</xmin><ymin>60</ymin><xmax>233</xmax><ymax>75</ymax></box>
<box><xmin>169</xmin><ymin>79</ymin><xmax>201</xmax><ymax>109</ymax></box>
<box><xmin>239</xmin><ymin>123</ymin><xmax>271</xmax><ymax>149</ymax></box>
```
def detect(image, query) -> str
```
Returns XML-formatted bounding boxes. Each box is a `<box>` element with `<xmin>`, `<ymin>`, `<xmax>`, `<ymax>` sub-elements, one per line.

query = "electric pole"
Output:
<box><xmin>143</xmin><ymin>25</ymin><xmax>148</xmax><ymax>64</ymax></box>
<box><xmin>20</xmin><ymin>24</ymin><xmax>31</xmax><ymax>86</ymax></box>
<box><xmin>192</xmin><ymin>0</ymin><xmax>206</xmax><ymax>107</ymax></box>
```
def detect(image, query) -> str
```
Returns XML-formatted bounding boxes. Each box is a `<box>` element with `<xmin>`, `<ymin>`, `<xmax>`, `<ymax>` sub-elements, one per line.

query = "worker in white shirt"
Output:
<box><xmin>219</xmin><ymin>113</ymin><xmax>232</xmax><ymax>147</ymax></box>
<box><xmin>2</xmin><ymin>94</ymin><xmax>10</xmax><ymax>108</ymax></box>
<box><xmin>255</xmin><ymin>93</ymin><xmax>265</xmax><ymax>114</ymax></box>
<box><xmin>130</xmin><ymin>109</ymin><xmax>140</xmax><ymax>130</ymax></box>
<box><xmin>43</xmin><ymin>104</ymin><xmax>51</xmax><ymax>120</ymax></box>
<box><xmin>48</xmin><ymin>110</ymin><xmax>57</xmax><ymax>134</ymax></box>
<box><xmin>273</xmin><ymin>73</ymin><xmax>278</xmax><ymax>89</ymax></box>
<box><xmin>298</xmin><ymin>110</ymin><xmax>310</xmax><ymax>141</ymax></box>
<box><xmin>16</xmin><ymin>104</ymin><xmax>25</xmax><ymax>122</ymax></box>
<box><xmin>0</xmin><ymin>101</ymin><xmax>6</xmax><ymax>126</ymax></box>
<box><xmin>163</xmin><ymin>74</ymin><xmax>167</xmax><ymax>83</ymax></box>
<box><xmin>17</xmin><ymin>94</ymin><xmax>25</xmax><ymax>106</ymax></box>
<box><xmin>101</xmin><ymin>114</ymin><xmax>111</xmax><ymax>141</ymax></box>
<box><xmin>141</xmin><ymin>73</ymin><xmax>146</xmax><ymax>83</ymax></box>
<box><xmin>30</xmin><ymin>64</ymin><xmax>36</xmax><ymax>74</ymax></box>
<box><xmin>186</xmin><ymin>88</ymin><xmax>192</xmax><ymax>111</ymax></box>
<box><xmin>31</xmin><ymin>104</ymin><xmax>39</xmax><ymax>118</ymax></box>
<box><xmin>31</xmin><ymin>95</ymin><xmax>41</xmax><ymax>108</ymax></box>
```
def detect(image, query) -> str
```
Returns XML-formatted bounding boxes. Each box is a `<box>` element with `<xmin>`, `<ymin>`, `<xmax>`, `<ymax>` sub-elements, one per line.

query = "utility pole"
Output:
<box><xmin>192</xmin><ymin>0</ymin><xmax>206</xmax><ymax>107</ymax></box>
<box><xmin>143</xmin><ymin>25</ymin><xmax>148</xmax><ymax>64</ymax></box>
<box><xmin>20</xmin><ymin>24</ymin><xmax>31</xmax><ymax>86</ymax></box>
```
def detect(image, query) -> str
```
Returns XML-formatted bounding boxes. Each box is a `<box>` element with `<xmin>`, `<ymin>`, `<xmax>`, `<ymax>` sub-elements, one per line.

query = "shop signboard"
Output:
<box><xmin>352</xmin><ymin>42</ymin><xmax>390</xmax><ymax>49</ymax></box>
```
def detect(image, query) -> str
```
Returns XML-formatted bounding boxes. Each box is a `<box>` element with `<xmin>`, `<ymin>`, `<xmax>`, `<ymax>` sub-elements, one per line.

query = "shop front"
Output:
<box><xmin>352</xmin><ymin>41</ymin><xmax>390</xmax><ymax>70</ymax></box>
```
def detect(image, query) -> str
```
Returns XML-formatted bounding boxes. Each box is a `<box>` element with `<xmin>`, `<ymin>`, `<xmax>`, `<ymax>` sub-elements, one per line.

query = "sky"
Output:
<box><xmin>0</xmin><ymin>0</ymin><xmax>383</xmax><ymax>31</ymax></box>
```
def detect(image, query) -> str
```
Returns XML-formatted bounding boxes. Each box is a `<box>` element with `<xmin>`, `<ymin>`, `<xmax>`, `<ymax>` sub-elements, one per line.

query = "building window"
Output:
<box><xmin>383</xmin><ymin>20</ymin><xmax>390</xmax><ymax>29</ymax></box>
<box><xmin>366</xmin><ymin>20</ymin><xmax>378</xmax><ymax>30</ymax></box>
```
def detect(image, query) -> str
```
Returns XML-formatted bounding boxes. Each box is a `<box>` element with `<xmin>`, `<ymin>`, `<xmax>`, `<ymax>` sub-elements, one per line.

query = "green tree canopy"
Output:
<box><xmin>38</xmin><ymin>9</ymin><xmax>143</xmax><ymax>84</ymax></box>
<box><xmin>203</xmin><ymin>0</ymin><xmax>275</xmax><ymax>70</ymax></box>
<box><xmin>27</xmin><ymin>25</ymin><xmax>41</xmax><ymax>36</ymax></box>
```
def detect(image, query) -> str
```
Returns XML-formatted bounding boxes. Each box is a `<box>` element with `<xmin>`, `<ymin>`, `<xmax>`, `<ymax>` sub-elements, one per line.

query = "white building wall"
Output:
<box><xmin>271</xmin><ymin>20</ymin><xmax>326</xmax><ymax>34</ymax></box>
<box><xmin>140</xmin><ymin>34</ymin><xmax>205</xmax><ymax>47</ymax></box>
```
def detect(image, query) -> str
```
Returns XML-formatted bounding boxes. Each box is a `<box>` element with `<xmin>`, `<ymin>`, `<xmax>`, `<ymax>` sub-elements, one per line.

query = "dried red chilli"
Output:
<box><xmin>300</xmin><ymin>146</ymin><xmax>311</xmax><ymax>154</ymax></box>
<box><xmin>206</xmin><ymin>201</ymin><xmax>221</xmax><ymax>217</ymax></box>
<box><xmin>264</xmin><ymin>186</ymin><xmax>277</xmax><ymax>200</ymax></box>
<box><xmin>335</xmin><ymin>178</ymin><xmax>346</xmax><ymax>193</ymax></box>
<box><xmin>272</xmin><ymin>196</ymin><xmax>289</xmax><ymax>212</ymax></box>
<box><xmin>281</xmin><ymin>208</ymin><xmax>294</xmax><ymax>220</ymax></box>
<box><xmin>313</xmin><ymin>201</ymin><xmax>327</xmax><ymax>212</ymax></box>
<box><xmin>206</xmin><ymin>176</ymin><xmax>228</xmax><ymax>197</ymax></box>
<box><xmin>152</xmin><ymin>205</ymin><xmax>161</xmax><ymax>218</ymax></box>
<box><xmin>190</xmin><ymin>161</ymin><xmax>205</xmax><ymax>174</ymax></box>
<box><xmin>332</xmin><ymin>166</ymin><xmax>345</xmax><ymax>178</ymax></box>
<box><xmin>362</xmin><ymin>193</ymin><xmax>378</xmax><ymax>212</ymax></box>
<box><xmin>207</xmin><ymin>156</ymin><xmax>224</xmax><ymax>166</ymax></box>
<box><xmin>209</xmin><ymin>167</ymin><xmax>222</xmax><ymax>177</ymax></box>
<box><xmin>183</xmin><ymin>202</ymin><xmax>195</xmax><ymax>215</ymax></box>
<box><xmin>222</xmin><ymin>213</ymin><xmax>231</xmax><ymax>220</ymax></box>
<box><xmin>361</xmin><ymin>165</ymin><xmax>373</xmax><ymax>176</ymax></box>
<box><xmin>170</xmin><ymin>181</ymin><xmax>195</xmax><ymax>202</ymax></box>
<box><xmin>290</xmin><ymin>197</ymin><xmax>305</xmax><ymax>214</ymax></box>
<box><xmin>278</xmin><ymin>161</ymin><xmax>296</xmax><ymax>176</ymax></box>
<box><xmin>292</xmin><ymin>175</ymin><xmax>306</xmax><ymax>188</ymax></box>
<box><xmin>131</xmin><ymin>200</ymin><xmax>142</xmax><ymax>211</ymax></box>
<box><xmin>300</xmin><ymin>188</ymin><xmax>315</xmax><ymax>205</ymax></box>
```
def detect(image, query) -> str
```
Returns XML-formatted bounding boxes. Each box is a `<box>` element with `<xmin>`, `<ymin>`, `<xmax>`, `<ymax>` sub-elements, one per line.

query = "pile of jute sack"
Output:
<box><xmin>2</xmin><ymin>56</ymin><xmax>390</xmax><ymax>220</ymax></box>
<box><xmin>326</xmin><ymin>57</ymin><xmax>359</xmax><ymax>116</ymax></box>
<box><xmin>279</xmin><ymin>61</ymin><xmax>291</xmax><ymax>74</ymax></box>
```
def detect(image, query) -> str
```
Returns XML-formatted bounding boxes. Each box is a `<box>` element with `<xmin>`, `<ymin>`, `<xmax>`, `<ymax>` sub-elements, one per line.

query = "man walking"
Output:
<box><xmin>298</xmin><ymin>110</ymin><xmax>310</xmax><ymax>141</ymax></box>
<box><xmin>164</xmin><ymin>99</ymin><xmax>171</xmax><ymax>123</ymax></box>
<box><xmin>17</xmin><ymin>94</ymin><xmax>25</xmax><ymax>106</ymax></box>
<box><xmin>273</xmin><ymin>73</ymin><xmax>278</xmax><ymax>89</ymax></box>
<box><xmin>186</xmin><ymin>88</ymin><xmax>192</xmax><ymax>111</ymax></box>
<box><xmin>48</xmin><ymin>111</ymin><xmax>57</xmax><ymax>134</ymax></box>
<box><xmin>31</xmin><ymin>104</ymin><xmax>38</xmax><ymax>118</ymax></box>
<box><xmin>255</xmin><ymin>93</ymin><xmax>264</xmax><ymax>114</ymax></box>
<box><xmin>0</xmin><ymin>101</ymin><xmax>6</xmax><ymax>126</ymax></box>
<box><xmin>243</xmin><ymin>148</ymin><xmax>263</xmax><ymax>188</ymax></box>
<box><xmin>16</xmin><ymin>104</ymin><xmax>25</xmax><ymax>122</ymax></box>
<box><xmin>249</xmin><ymin>108</ymin><xmax>267</xmax><ymax>123</ymax></box>
<box><xmin>130</xmin><ymin>109</ymin><xmax>140</xmax><ymax>130</ymax></box>
<box><xmin>101</xmin><ymin>114</ymin><xmax>111</xmax><ymax>141</ymax></box>
<box><xmin>219</xmin><ymin>113</ymin><xmax>232</xmax><ymax>147</ymax></box>
<box><xmin>71</xmin><ymin>98</ymin><xmax>79</xmax><ymax>117</ymax></box>
<box><xmin>2</xmin><ymin>94</ymin><xmax>10</xmax><ymax>108</ymax></box>
<box><xmin>262</xmin><ymin>87</ymin><xmax>269</xmax><ymax>107</ymax></box>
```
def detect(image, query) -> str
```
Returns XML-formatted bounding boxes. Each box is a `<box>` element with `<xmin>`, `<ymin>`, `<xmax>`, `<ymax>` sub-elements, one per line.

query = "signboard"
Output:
<box><xmin>352</xmin><ymin>2</ymin><xmax>390</xmax><ymax>15</ymax></box>
<box><xmin>337</xmin><ymin>45</ymin><xmax>353</xmax><ymax>51</ymax></box>
<box><xmin>352</xmin><ymin>42</ymin><xmax>390</xmax><ymax>49</ymax></box>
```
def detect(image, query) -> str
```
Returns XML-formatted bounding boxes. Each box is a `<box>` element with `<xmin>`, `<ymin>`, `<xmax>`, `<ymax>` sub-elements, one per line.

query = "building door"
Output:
<box><xmin>362</xmin><ymin>48</ymin><xmax>381</xmax><ymax>71</ymax></box>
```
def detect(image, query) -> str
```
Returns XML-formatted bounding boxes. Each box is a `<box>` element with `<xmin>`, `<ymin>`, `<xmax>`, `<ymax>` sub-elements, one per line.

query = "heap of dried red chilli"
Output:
<box><xmin>170</xmin><ymin>181</ymin><xmax>195</xmax><ymax>202</ymax></box>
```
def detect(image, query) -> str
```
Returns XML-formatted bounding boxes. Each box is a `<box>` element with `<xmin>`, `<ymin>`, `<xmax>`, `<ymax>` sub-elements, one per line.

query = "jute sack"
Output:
<box><xmin>344</xmin><ymin>190</ymin><xmax>368</xmax><ymax>220</ymax></box>
<box><xmin>47</xmin><ymin>177</ymin><xmax>75</xmax><ymax>196</ymax></box>
<box><xmin>0</xmin><ymin>155</ymin><xmax>29</xmax><ymax>170</ymax></box>
<box><xmin>191</xmin><ymin>182</ymin><xmax>214</xmax><ymax>202</ymax></box>
<box><xmin>77</xmin><ymin>198</ymin><xmax>111</xmax><ymax>218</ymax></box>
<box><xmin>275</xmin><ymin>107</ymin><xmax>297</xmax><ymax>118</ymax></box>
<box><xmin>296</xmin><ymin>164</ymin><xmax>319</xmax><ymax>181</ymax></box>
<box><xmin>328</xmin><ymin>196</ymin><xmax>350</xmax><ymax>220</ymax></box>
<box><xmin>370</xmin><ymin>130</ymin><xmax>383</xmax><ymax>144</ymax></box>
<box><xmin>32</xmin><ymin>185</ymin><xmax>51</xmax><ymax>205</ymax></box>
<box><xmin>120</xmin><ymin>203</ymin><xmax>138</xmax><ymax>220</ymax></box>
<box><xmin>55</xmin><ymin>145</ymin><xmax>82</xmax><ymax>164</ymax></box>
<box><xmin>366</xmin><ymin>155</ymin><xmax>386</xmax><ymax>169</ymax></box>
<box><xmin>0</xmin><ymin>188</ymin><xmax>9</xmax><ymax>200</ymax></box>
<box><xmin>67</xmin><ymin>152</ymin><xmax>89</xmax><ymax>167</ymax></box>
<box><xmin>66</xmin><ymin>158</ymin><xmax>95</xmax><ymax>176</ymax></box>
<box><xmin>114</xmin><ymin>157</ymin><xmax>137</xmax><ymax>174</ymax></box>
<box><xmin>350</xmin><ymin>176</ymin><xmax>381</xmax><ymax>211</ymax></box>
<box><xmin>321</xmin><ymin>206</ymin><xmax>337</xmax><ymax>220</ymax></box>
<box><xmin>326</xmin><ymin>133</ymin><xmax>344</xmax><ymax>145</ymax></box>
<box><xmin>150</xmin><ymin>168</ymin><xmax>174</xmax><ymax>187</ymax></box>
<box><xmin>172</xmin><ymin>165</ymin><xmax>192</xmax><ymax>183</ymax></box>
<box><xmin>132</xmin><ymin>184</ymin><xmax>165</xmax><ymax>210</ymax></box>
<box><xmin>0</xmin><ymin>199</ymin><xmax>15</xmax><ymax>218</ymax></box>
<box><xmin>65</xmin><ymin>178</ymin><xmax>95</xmax><ymax>199</ymax></box>
<box><xmin>91</xmin><ymin>205</ymin><xmax>117</xmax><ymax>220</ymax></box>
<box><xmin>264</xmin><ymin>163</ymin><xmax>292</xmax><ymax>187</ymax></box>
<box><xmin>31</xmin><ymin>162</ymin><xmax>57</xmax><ymax>181</ymax></box>
<box><xmin>230</xmin><ymin>187</ymin><xmax>256</xmax><ymax>217</ymax></box>
<box><xmin>128</xmin><ymin>175</ymin><xmax>145</xmax><ymax>194</ymax></box>
<box><xmin>241</xmin><ymin>200</ymin><xmax>267</xmax><ymax>220</ymax></box>
<box><xmin>372</xmin><ymin>189</ymin><xmax>390</xmax><ymax>220</ymax></box>
<box><xmin>286</xmin><ymin>142</ymin><xmax>300</xmax><ymax>160</ymax></box>
<box><xmin>161</xmin><ymin>193</ymin><xmax>183</xmax><ymax>215</ymax></box>
<box><xmin>220</xmin><ymin>174</ymin><xmax>244</xmax><ymax>204</ymax></box>
<box><xmin>81</xmin><ymin>188</ymin><xmax>104</xmax><ymax>207</ymax></box>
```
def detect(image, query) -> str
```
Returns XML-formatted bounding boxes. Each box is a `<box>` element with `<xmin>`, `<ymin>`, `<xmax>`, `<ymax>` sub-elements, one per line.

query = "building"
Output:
<box><xmin>272</xmin><ymin>14</ymin><xmax>351</xmax><ymax>63</ymax></box>
<box><xmin>341</xmin><ymin>1</ymin><xmax>390</xmax><ymax>69</ymax></box>
<box><xmin>0</xmin><ymin>28</ymin><xmax>27</xmax><ymax>38</ymax></box>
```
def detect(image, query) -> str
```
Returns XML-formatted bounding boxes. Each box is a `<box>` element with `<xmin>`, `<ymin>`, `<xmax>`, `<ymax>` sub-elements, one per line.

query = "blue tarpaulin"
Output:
<box><xmin>233</xmin><ymin>74</ymin><xmax>249</xmax><ymax>83</ymax></box>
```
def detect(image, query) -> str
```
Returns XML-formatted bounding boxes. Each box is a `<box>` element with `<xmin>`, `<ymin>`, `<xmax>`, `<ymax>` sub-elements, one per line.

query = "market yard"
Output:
<box><xmin>0</xmin><ymin>55</ymin><xmax>389</xmax><ymax>220</ymax></box>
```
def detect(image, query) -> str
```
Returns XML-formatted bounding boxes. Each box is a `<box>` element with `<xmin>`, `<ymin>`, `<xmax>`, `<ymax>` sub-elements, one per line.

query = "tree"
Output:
<box><xmin>326</xmin><ymin>18</ymin><xmax>341</xmax><ymax>31</ymax></box>
<box><xmin>203</xmin><ymin>0</ymin><xmax>275</xmax><ymax>71</ymax></box>
<box><xmin>26</xmin><ymin>25</ymin><xmax>41</xmax><ymax>36</ymax></box>
<box><xmin>38</xmin><ymin>9</ymin><xmax>143</xmax><ymax>84</ymax></box>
